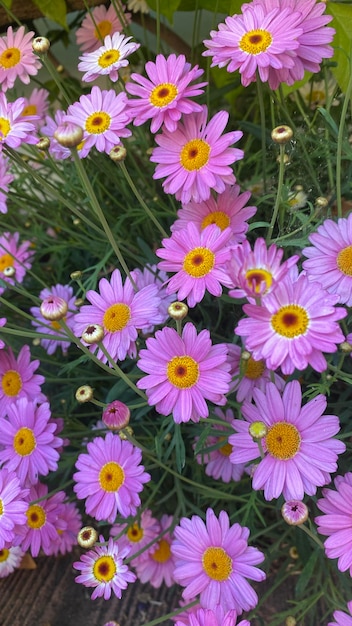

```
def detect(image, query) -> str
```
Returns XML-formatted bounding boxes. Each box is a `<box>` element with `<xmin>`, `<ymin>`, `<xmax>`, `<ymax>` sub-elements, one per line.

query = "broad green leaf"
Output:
<box><xmin>31</xmin><ymin>0</ymin><xmax>68</xmax><ymax>30</ymax></box>
<box><xmin>146</xmin><ymin>0</ymin><xmax>182</xmax><ymax>24</ymax></box>
<box><xmin>326</xmin><ymin>2</ymin><xmax>352</xmax><ymax>94</ymax></box>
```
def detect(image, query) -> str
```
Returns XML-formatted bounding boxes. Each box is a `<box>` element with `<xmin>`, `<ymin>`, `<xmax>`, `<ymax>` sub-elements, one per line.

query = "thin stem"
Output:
<box><xmin>256</xmin><ymin>73</ymin><xmax>268</xmax><ymax>193</ymax></box>
<box><xmin>298</xmin><ymin>523</ymin><xmax>325</xmax><ymax>549</ymax></box>
<box><xmin>97</xmin><ymin>341</ymin><xmax>147</xmax><ymax>400</ymax></box>
<box><xmin>138</xmin><ymin>600</ymin><xmax>199</xmax><ymax>626</ymax></box>
<box><xmin>336</xmin><ymin>52</ymin><xmax>352</xmax><ymax>218</ymax></box>
<box><xmin>267</xmin><ymin>144</ymin><xmax>286</xmax><ymax>243</ymax></box>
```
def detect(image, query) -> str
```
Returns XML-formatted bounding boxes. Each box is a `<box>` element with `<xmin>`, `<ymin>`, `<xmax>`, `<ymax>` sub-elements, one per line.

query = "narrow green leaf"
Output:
<box><xmin>295</xmin><ymin>550</ymin><xmax>319</xmax><ymax>598</ymax></box>
<box><xmin>317</xmin><ymin>106</ymin><xmax>339</xmax><ymax>137</ymax></box>
<box><xmin>31</xmin><ymin>0</ymin><xmax>68</xmax><ymax>29</ymax></box>
<box><xmin>326</xmin><ymin>2</ymin><xmax>352</xmax><ymax>94</ymax></box>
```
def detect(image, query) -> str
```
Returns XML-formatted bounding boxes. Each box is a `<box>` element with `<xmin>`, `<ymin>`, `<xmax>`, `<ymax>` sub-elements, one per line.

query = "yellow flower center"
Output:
<box><xmin>0</xmin><ymin>253</ymin><xmax>14</xmax><ymax>272</ymax></box>
<box><xmin>166</xmin><ymin>355</ymin><xmax>199</xmax><ymax>388</ymax></box>
<box><xmin>218</xmin><ymin>439</ymin><xmax>232</xmax><ymax>457</ymax></box>
<box><xmin>26</xmin><ymin>504</ymin><xmax>46</xmax><ymax>529</ymax></box>
<box><xmin>99</xmin><ymin>461</ymin><xmax>125</xmax><ymax>492</ymax></box>
<box><xmin>149</xmin><ymin>82</ymin><xmax>178</xmax><ymax>108</ymax></box>
<box><xmin>201</xmin><ymin>211</ymin><xmax>230</xmax><ymax>231</ymax></box>
<box><xmin>152</xmin><ymin>539</ymin><xmax>171</xmax><ymax>563</ymax></box>
<box><xmin>0</xmin><ymin>499</ymin><xmax>3</xmax><ymax>516</ymax></box>
<box><xmin>271</xmin><ymin>304</ymin><xmax>309</xmax><ymax>338</ymax></box>
<box><xmin>2</xmin><ymin>370</ymin><xmax>22</xmax><ymax>396</ymax></box>
<box><xmin>183</xmin><ymin>246</ymin><xmax>215</xmax><ymax>278</ymax></box>
<box><xmin>93</xmin><ymin>555</ymin><xmax>116</xmax><ymax>582</ymax></box>
<box><xmin>98</xmin><ymin>49</ymin><xmax>120</xmax><ymax>68</ymax></box>
<box><xmin>239</xmin><ymin>29</ymin><xmax>273</xmax><ymax>55</ymax></box>
<box><xmin>14</xmin><ymin>427</ymin><xmax>36</xmax><ymax>456</ymax></box>
<box><xmin>51</xmin><ymin>320</ymin><xmax>64</xmax><ymax>330</ymax></box>
<box><xmin>180</xmin><ymin>139</ymin><xmax>210</xmax><ymax>171</ymax></box>
<box><xmin>202</xmin><ymin>546</ymin><xmax>232</xmax><ymax>580</ymax></box>
<box><xmin>337</xmin><ymin>245</ymin><xmax>352</xmax><ymax>276</ymax></box>
<box><xmin>127</xmin><ymin>522</ymin><xmax>144</xmax><ymax>543</ymax></box>
<box><xmin>103</xmin><ymin>303</ymin><xmax>131</xmax><ymax>333</ymax></box>
<box><xmin>22</xmin><ymin>104</ymin><xmax>37</xmax><ymax>117</ymax></box>
<box><xmin>0</xmin><ymin>47</ymin><xmax>21</xmax><ymax>68</ymax></box>
<box><xmin>0</xmin><ymin>549</ymin><xmax>9</xmax><ymax>562</ymax></box>
<box><xmin>94</xmin><ymin>20</ymin><xmax>113</xmax><ymax>40</ymax></box>
<box><xmin>265</xmin><ymin>421</ymin><xmax>301</xmax><ymax>459</ymax></box>
<box><xmin>244</xmin><ymin>357</ymin><xmax>265</xmax><ymax>380</ymax></box>
<box><xmin>85</xmin><ymin>111</ymin><xmax>111</xmax><ymax>134</ymax></box>
<box><xmin>245</xmin><ymin>268</ymin><xmax>273</xmax><ymax>293</ymax></box>
<box><xmin>0</xmin><ymin>118</ymin><xmax>11</xmax><ymax>140</ymax></box>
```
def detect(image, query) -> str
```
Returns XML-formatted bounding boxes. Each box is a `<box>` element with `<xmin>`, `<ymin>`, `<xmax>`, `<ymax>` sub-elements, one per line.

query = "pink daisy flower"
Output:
<box><xmin>0</xmin><ymin>93</ymin><xmax>38</xmax><ymax>151</ymax></box>
<box><xmin>172</xmin><ymin>508</ymin><xmax>265</xmax><ymax>613</ymax></box>
<box><xmin>0</xmin><ymin>345</ymin><xmax>46</xmax><ymax>418</ymax></box>
<box><xmin>21</xmin><ymin>88</ymin><xmax>49</xmax><ymax>128</ymax></box>
<box><xmin>73</xmin><ymin>431</ymin><xmax>151</xmax><ymax>523</ymax></box>
<box><xmin>126</xmin><ymin>54</ymin><xmax>207</xmax><ymax>133</ymax></box>
<box><xmin>202</xmin><ymin>4</ymin><xmax>302</xmax><ymax>89</ymax></box>
<box><xmin>171</xmin><ymin>184</ymin><xmax>256</xmax><ymax>245</ymax></box>
<box><xmin>0</xmin><ymin>231</ymin><xmax>34</xmax><ymax>295</ymax></box>
<box><xmin>150</xmin><ymin>105</ymin><xmax>243</xmax><ymax>204</ymax></box>
<box><xmin>156</xmin><ymin>223</ymin><xmax>233</xmax><ymax>308</ymax></box>
<box><xmin>133</xmin><ymin>264</ymin><xmax>175</xmax><ymax>334</ymax></box>
<box><xmin>0</xmin><ymin>398</ymin><xmax>63</xmax><ymax>486</ymax></box>
<box><xmin>76</xmin><ymin>3</ymin><xmax>131</xmax><ymax>53</ymax></box>
<box><xmin>0</xmin><ymin>545</ymin><xmax>24</xmax><ymax>578</ymax></box>
<box><xmin>227</xmin><ymin>343</ymin><xmax>285</xmax><ymax>403</ymax></box>
<box><xmin>136</xmin><ymin>323</ymin><xmax>231</xmax><ymax>424</ymax></box>
<box><xmin>175</xmin><ymin>607</ymin><xmax>250</xmax><ymax>626</ymax></box>
<box><xmin>229</xmin><ymin>380</ymin><xmax>346</xmax><ymax>501</ymax></box>
<box><xmin>30</xmin><ymin>284</ymin><xmax>78</xmax><ymax>355</ymax></box>
<box><xmin>315</xmin><ymin>472</ymin><xmax>352</xmax><ymax>575</ymax></box>
<box><xmin>134</xmin><ymin>514</ymin><xmax>176</xmax><ymax>588</ymax></box>
<box><xmin>0</xmin><ymin>468</ymin><xmax>28</xmax><ymax>550</ymax></box>
<box><xmin>328</xmin><ymin>601</ymin><xmax>352</xmax><ymax>626</ymax></box>
<box><xmin>78</xmin><ymin>33</ymin><xmax>140</xmax><ymax>83</ymax></box>
<box><xmin>0</xmin><ymin>26</ymin><xmax>41</xmax><ymax>92</ymax></box>
<box><xmin>74</xmin><ymin>535</ymin><xmax>136</xmax><ymax>600</ymax></box>
<box><xmin>0</xmin><ymin>154</ymin><xmax>14</xmax><ymax>214</ymax></box>
<box><xmin>194</xmin><ymin>407</ymin><xmax>245</xmax><ymax>483</ymax></box>
<box><xmin>45</xmin><ymin>497</ymin><xmax>82</xmax><ymax>556</ymax></box>
<box><xmin>73</xmin><ymin>268</ymin><xmax>162</xmax><ymax>364</ymax></box>
<box><xmin>235</xmin><ymin>271</ymin><xmax>346</xmax><ymax>375</ymax></box>
<box><xmin>65</xmin><ymin>86</ymin><xmax>132</xmax><ymax>156</ymax></box>
<box><xmin>302</xmin><ymin>214</ymin><xmax>352</xmax><ymax>307</ymax></box>
<box><xmin>110</xmin><ymin>508</ymin><xmax>160</xmax><ymax>563</ymax></box>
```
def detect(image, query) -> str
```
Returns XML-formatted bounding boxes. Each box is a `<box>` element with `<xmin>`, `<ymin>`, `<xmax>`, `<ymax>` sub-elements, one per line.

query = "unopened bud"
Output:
<box><xmin>32</xmin><ymin>36</ymin><xmax>50</xmax><ymax>54</ymax></box>
<box><xmin>119</xmin><ymin>425</ymin><xmax>134</xmax><ymax>440</ymax></box>
<box><xmin>315</xmin><ymin>196</ymin><xmax>329</xmax><ymax>209</ymax></box>
<box><xmin>54</xmin><ymin>121</ymin><xmax>83</xmax><ymax>148</ymax></box>
<box><xmin>82</xmin><ymin>323</ymin><xmax>104</xmax><ymax>344</ymax></box>
<box><xmin>75</xmin><ymin>385</ymin><xmax>93</xmax><ymax>403</ymax></box>
<box><xmin>40</xmin><ymin>295</ymin><xmax>68</xmax><ymax>321</ymax></box>
<box><xmin>3</xmin><ymin>266</ymin><xmax>15</xmax><ymax>278</ymax></box>
<box><xmin>281</xmin><ymin>500</ymin><xmax>308</xmax><ymax>526</ymax></box>
<box><xmin>340</xmin><ymin>341</ymin><xmax>352</xmax><ymax>353</ymax></box>
<box><xmin>271</xmin><ymin>125</ymin><xmax>293</xmax><ymax>144</ymax></box>
<box><xmin>249</xmin><ymin>421</ymin><xmax>267</xmax><ymax>440</ymax></box>
<box><xmin>168</xmin><ymin>301</ymin><xmax>188</xmax><ymax>321</ymax></box>
<box><xmin>285</xmin><ymin>617</ymin><xmax>297</xmax><ymax>626</ymax></box>
<box><xmin>36</xmin><ymin>136</ymin><xmax>50</xmax><ymax>151</ymax></box>
<box><xmin>74</xmin><ymin>298</ymin><xmax>85</xmax><ymax>308</ymax></box>
<box><xmin>102</xmin><ymin>400</ymin><xmax>130</xmax><ymax>431</ymax></box>
<box><xmin>109</xmin><ymin>144</ymin><xmax>127</xmax><ymax>162</ymax></box>
<box><xmin>70</xmin><ymin>270</ymin><xmax>82</xmax><ymax>280</ymax></box>
<box><xmin>77</xmin><ymin>526</ymin><xmax>98</xmax><ymax>548</ymax></box>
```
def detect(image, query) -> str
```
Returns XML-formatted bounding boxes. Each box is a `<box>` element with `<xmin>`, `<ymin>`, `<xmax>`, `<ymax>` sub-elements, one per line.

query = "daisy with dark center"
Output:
<box><xmin>328</xmin><ymin>601</ymin><xmax>352</xmax><ymax>626</ymax></box>
<box><xmin>0</xmin><ymin>231</ymin><xmax>34</xmax><ymax>296</ymax></box>
<box><xmin>0</xmin><ymin>93</ymin><xmax>38</xmax><ymax>151</ymax></box>
<box><xmin>126</xmin><ymin>53</ymin><xmax>207</xmax><ymax>133</ymax></box>
<box><xmin>30</xmin><ymin>284</ymin><xmax>78</xmax><ymax>355</ymax></box>
<box><xmin>76</xmin><ymin>3</ymin><xmax>131</xmax><ymax>53</ymax></box>
<box><xmin>150</xmin><ymin>105</ymin><xmax>243</xmax><ymax>204</ymax></box>
<box><xmin>156</xmin><ymin>223</ymin><xmax>233</xmax><ymax>308</ymax></box>
<box><xmin>172</xmin><ymin>508</ymin><xmax>265</xmax><ymax>613</ymax></box>
<box><xmin>235</xmin><ymin>270</ymin><xmax>346</xmax><ymax>375</ymax></box>
<box><xmin>0</xmin><ymin>26</ymin><xmax>41</xmax><ymax>92</ymax></box>
<box><xmin>45</xmin><ymin>498</ymin><xmax>82</xmax><ymax>556</ymax></box>
<box><xmin>136</xmin><ymin>323</ymin><xmax>231</xmax><ymax>424</ymax></box>
<box><xmin>0</xmin><ymin>345</ymin><xmax>46</xmax><ymax>418</ymax></box>
<box><xmin>78</xmin><ymin>33</ymin><xmax>140</xmax><ymax>83</ymax></box>
<box><xmin>0</xmin><ymin>468</ymin><xmax>28</xmax><ymax>550</ymax></box>
<box><xmin>74</xmin><ymin>535</ymin><xmax>136</xmax><ymax>600</ymax></box>
<box><xmin>134</xmin><ymin>514</ymin><xmax>176</xmax><ymax>588</ymax></box>
<box><xmin>227</xmin><ymin>343</ymin><xmax>285</xmax><ymax>403</ymax></box>
<box><xmin>229</xmin><ymin>380</ymin><xmax>345</xmax><ymax>501</ymax></box>
<box><xmin>110</xmin><ymin>509</ymin><xmax>160</xmax><ymax>563</ymax></box>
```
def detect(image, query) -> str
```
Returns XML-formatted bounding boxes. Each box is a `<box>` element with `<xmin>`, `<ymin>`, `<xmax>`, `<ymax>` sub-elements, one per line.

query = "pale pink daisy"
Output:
<box><xmin>0</xmin><ymin>398</ymin><xmax>63</xmax><ymax>486</ymax></box>
<box><xmin>110</xmin><ymin>508</ymin><xmax>160</xmax><ymax>563</ymax></box>
<box><xmin>175</xmin><ymin>607</ymin><xmax>250</xmax><ymax>626</ymax></box>
<box><xmin>328</xmin><ymin>601</ymin><xmax>352</xmax><ymax>626</ymax></box>
<box><xmin>133</xmin><ymin>264</ymin><xmax>175</xmax><ymax>334</ymax></box>
<box><xmin>73</xmin><ymin>431</ymin><xmax>151</xmax><ymax>523</ymax></box>
<box><xmin>156</xmin><ymin>223</ymin><xmax>233</xmax><ymax>308</ymax></box>
<box><xmin>0</xmin><ymin>545</ymin><xmax>24</xmax><ymax>578</ymax></box>
<box><xmin>45</xmin><ymin>498</ymin><xmax>82</xmax><ymax>556</ymax></box>
<box><xmin>73</xmin><ymin>268</ymin><xmax>162</xmax><ymax>364</ymax></box>
<box><xmin>0</xmin><ymin>154</ymin><xmax>14</xmax><ymax>214</ymax></box>
<box><xmin>228</xmin><ymin>237</ymin><xmax>299</xmax><ymax>301</ymax></box>
<box><xmin>21</xmin><ymin>88</ymin><xmax>49</xmax><ymax>128</ymax></box>
<box><xmin>302</xmin><ymin>214</ymin><xmax>352</xmax><ymax>307</ymax></box>
<box><xmin>0</xmin><ymin>468</ymin><xmax>28</xmax><ymax>550</ymax></box>
<box><xmin>76</xmin><ymin>3</ymin><xmax>131</xmax><ymax>53</ymax></box>
<box><xmin>126</xmin><ymin>54</ymin><xmax>207</xmax><ymax>133</ymax></box>
<box><xmin>0</xmin><ymin>345</ymin><xmax>46</xmax><ymax>418</ymax></box>
<box><xmin>229</xmin><ymin>380</ymin><xmax>346</xmax><ymax>501</ymax></box>
<box><xmin>0</xmin><ymin>26</ymin><xmax>41</xmax><ymax>92</ymax></box>
<box><xmin>172</xmin><ymin>508</ymin><xmax>265</xmax><ymax>613</ymax></box>
<box><xmin>171</xmin><ymin>184</ymin><xmax>256</xmax><ymax>245</ymax></box>
<box><xmin>136</xmin><ymin>323</ymin><xmax>231</xmax><ymax>424</ymax></box>
<box><xmin>150</xmin><ymin>106</ymin><xmax>243</xmax><ymax>204</ymax></box>
<box><xmin>78</xmin><ymin>33</ymin><xmax>140</xmax><ymax>83</ymax></box>
<box><xmin>30</xmin><ymin>284</ymin><xmax>78</xmax><ymax>355</ymax></box>
<box><xmin>235</xmin><ymin>271</ymin><xmax>346</xmax><ymax>375</ymax></box>
<box><xmin>0</xmin><ymin>231</ymin><xmax>34</xmax><ymax>295</ymax></box>
<box><xmin>227</xmin><ymin>343</ymin><xmax>285</xmax><ymax>403</ymax></box>
<box><xmin>0</xmin><ymin>93</ymin><xmax>38</xmax><ymax>151</ymax></box>
<box><xmin>315</xmin><ymin>472</ymin><xmax>352</xmax><ymax>575</ymax></box>
<box><xmin>74</xmin><ymin>535</ymin><xmax>136</xmax><ymax>600</ymax></box>
<box><xmin>134</xmin><ymin>514</ymin><xmax>176</xmax><ymax>588</ymax></box>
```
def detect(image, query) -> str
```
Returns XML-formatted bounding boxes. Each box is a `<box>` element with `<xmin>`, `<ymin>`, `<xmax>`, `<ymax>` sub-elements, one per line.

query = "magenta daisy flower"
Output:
<box><xmin>203</xmin><ymin>4</ymin><xmax>302</xmax><ymax>88</ymax></box>
<box><xmin>76</xmin><ymin>3</ymin><xmax>131</xmax><ymax>53</ymax></box>
<box><xmin>126</xmin><ymin>54</ymin><xmax>207</xmax><ymax>133</ymax></box>
<box><xmin>229</xmin><ymin>380</ymin><xmax>346</xmax><ymax>501</ymax></box>
<box><xmin>227</xmin><ymin>343</ymin><xmax>285</xmax><ymax>403</ymax></box>
<box><xmin>172</xmin><ymin>508</ymin><xmax>265</xmax><ymax>613</ymax></box>
<box><xmin>235</xmin><ymin>271</ymin><xmax>346</xmax><ymax>375</ymax></box>
<box><xmin>0</xmin><ymin>93</ymin><xmax>38</xmax><ymax>151</ymax></box>
<box><xmin>0</xmin><ymin>345</ymin><xmax>46</xmax><ymax>418</ymax></box>
<box><xmin>45</xmin><ymin>497</ymin><xmax>82</xmax><ymax>556</ymax></box>
<box><xmin>110</xmin><ymin>508</ymin><xmax>160</xmax><ymax>563</ymax></box>
<box><xmin>0</xmin><ymin>26</ymin><xmax>41</xmax><ymax>92</ymax></box>
<box><xmin>137</xmin><ymin>323</ymin><xmax>231</xmax><ymax>424</ymax></box>
<box><xmin>78</xmin><ymin>33</ymin><xmax>140</xmax><ymax>83</ymax></box>
<box><xmin>0</xmin><ymin>398</ymin><xmax>63</xmax><ymax>486</ymax></box>
<box><xmin>21</xmin><ymin>87</ymin><xmax>49</xmax><ymax>128</ymax></box>
<box><xmin>74</xmin><ymin>268</ymin><xmax>162</xmax><ymax>364</ymax></box>
<box><xmin>74</xmin><ymin>535</ymin><xmax>136</xmax><ymax>600</ymax></box>
<box><xmin>171</xmin><ymin>184</ymin><xmax>256</xmax><ymax>245</ymax></box>
<box><xmin>30</xmin><ymin>284</ymin><xmax>78</xmax><ymax>355</ymax></box>
<box><xmin>133</xmin><ymin>264</ymin><xmax>175</xmax><ymax>334</ymax></box>
<box><xmin>302</xmin><ymin>214</ymin><xmax>352</xmax><ymax>307</ymax></box>
<box><xmin>328</xmin><ymin>602</ymin><xmax>352</xmax><ymax>626</ymax></box>
<box><xmin>175</xmin><ymin>607</ymin><xmax>250</xmax><ymax>626</ymax></box>
<box><xmin>134</xmin><ymin>514</ymin><xmax>176</xmax><ymax>588</ymax></box>
<box><xmin>0</xmin><ymin>154</ymin><xmax>14</xmax><ymax>214</ymax></box>
<box><xmin>156</xmin><ymin>223</ymin><xmax>233</xmax><ymax>308</ymax></box>
<box><xmin>0</xmin><ymin>231</ymin><xmax>34</xmax><ymax>295</ymax></box>
<box><xmin>150</xmin><ymin>106</ymin><xmax>243</xmax><ymax>204</ymax></box>
<box><xmin>73</xmin><ymin>431</ymin><xmax>151</xmax><ymax>523</ymax></box>
<box><xmin>0</xmin><ymin>545</ymin><xmax>24</xmax><ymax>578</ymax></box>
<box><xmin>65</xmin><ymin>86</ymin><xmax>132</xmax><ymax>156</ymax></box>
<box><xmin>0</xmin><ymin>468</ymin><xmax>28</xmax><ymax>550</ymax></box>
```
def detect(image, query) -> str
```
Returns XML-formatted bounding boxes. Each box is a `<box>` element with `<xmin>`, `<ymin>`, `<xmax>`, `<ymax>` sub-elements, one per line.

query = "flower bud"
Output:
<box><xmin>74</xmin><ymin>298</ymin><xmax>85</xmax><ymax>308</ymax></box>
<box><xmin>249</xmin><ymin>421</ymin><xmax>267</xmax><ymax>440</ymax></box>
<box><xmin>77</xmin><ymin>526</ymin><xmax>98</xmax><ymax>548</ymax></box>
<box><xmin>315</xmin><ymin>196</ymin><xmax>329</xmax><ymax>209</ymax></box>
<box><xmin>36</xmin><ymin>136</ymin><xmax>50</xmax><ymax>151</ymax></box>
<box><xmin>340</xmin><ymin>341</ymin><xmax>352</xmax><ymax>353</ymax></box>
<box><xmin>168</xmin><ymin>301</ymin><xmax>188</xmax><ymax>321</ymax></box>
<box><xmin>271</xmin><ymin>125</ymin><xmax>293</xmax><ymax>144</ymax></box>
<box><xmin>32</xmin><ymin>36</ymin><xmax>50</xmax><ymax>54</ymax></box>
<box><xmin>75</xmin><ymin>385</ymin><xmax>94</xmax><ymax>403</ymax></box>
<box><xmin>102</xmin><ymin>400</ymin><xmax>130</xmax><ymax>431</ymax></box>
<box><xmin>70</xmin><ymin>270</ymin><xmax>82</xmax><ymax>280</ymax></box>
<box><xmin>119</xmin><ymin>425</ymin><xmax>134</xmax><ymax>440</ymax></box>
<box><xmin>285</xmin><ymin>618</ymin><xmax>297</xmax><ymax>626</ymax></box>
<box><xmin>54</xmin><ymin>121</ymin><xmax>83</xmax><ymax>148</ymax></box>
<box><xmin>109</xmin><ymin>145</ymin><xmax>127</xmax><ymax>162</ymax></box>
<box><xmin>40</xmin><ymin>295</ymin><xmax>68</xmax><ymax>321</ymax></box>
<box><xmin>81</xmin><ymin>324</ymin><xmax>104</xmax><ymax>344</ymax></box>
<box><xmin>281</xmin><ymin>500</ymin><xmax>308</xmax><ymax>526</ymax></box>
<box><xmin>3</xmin><ymin>266</ymin><xmax>15</xmax><ymax>278</ymax></box>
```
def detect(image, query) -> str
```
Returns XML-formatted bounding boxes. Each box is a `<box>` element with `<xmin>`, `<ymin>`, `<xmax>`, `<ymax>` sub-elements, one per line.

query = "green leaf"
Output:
<box><xmin>146</xmin><ymin>0</ymin><xmax>182</xmax><ymax>24</ymax></box>
<box><xmin>31</xmin><ymin>0</ymin><xmax>68</xmax><ymax>29</ymax></box>
<box><xmin>295</xmin><ymin>550</ymin><xmax>319</xmax><ymax>598</ymax></box>
<box><xmin>326</xmin><ymin>2</ymin><xmax>352</xmax><ymax>94</ymax></box>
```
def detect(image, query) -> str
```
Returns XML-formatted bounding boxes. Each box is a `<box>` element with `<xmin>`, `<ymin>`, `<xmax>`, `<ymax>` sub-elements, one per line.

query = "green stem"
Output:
<box><xmin>298</xmin><ymin>523</ymin><xmax>325</xmax><ymax>549</ymax></box>
<box><xmin>136</xmin><ymin>600</ymin><xmax>199</xmax><ymax>626</ymax></box>
<box><xmin>336</xmin><ymin>53</ymin><xmax>352</xmax><ymax>219</ymax></box>
<box><xmin>97</xmin><ymin>340</ymin><xmax>147</xmax><ymax>400</ymax></box>
<box><xmin>256</xmin><ymin>73</ymin><xmax>268</xmax><ymax>193</ymax></box>
<box><xmin>267</xmin><ymin>143</ymin><xmax>285</xmax><ymax>243</ymax></box>
<box><xmin>37</xmin><ymin>54</ymin><xmax>72</xmax><ymax>107</ymax></box>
